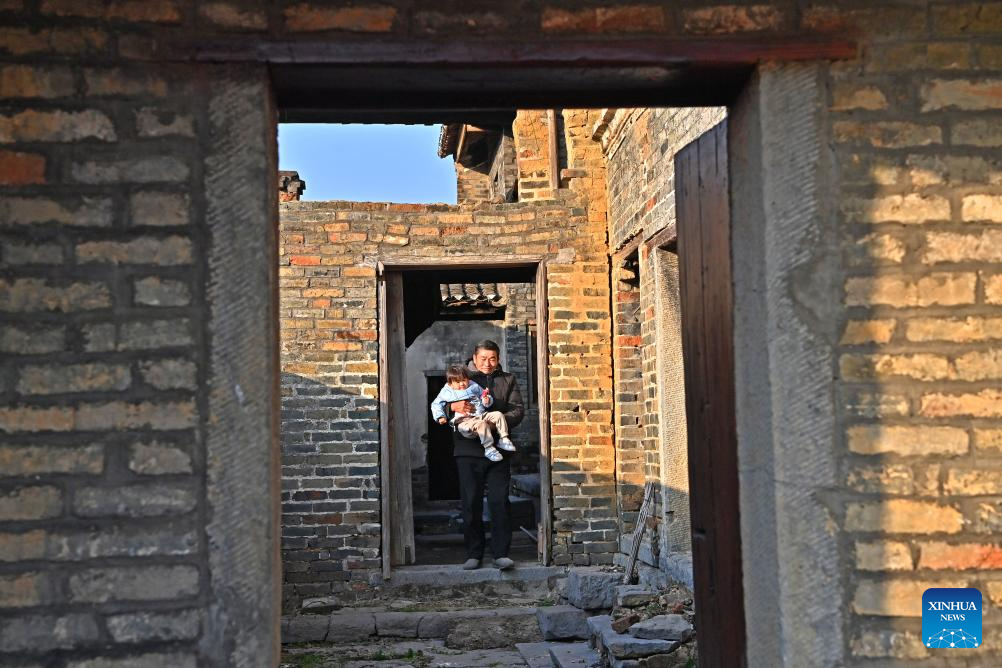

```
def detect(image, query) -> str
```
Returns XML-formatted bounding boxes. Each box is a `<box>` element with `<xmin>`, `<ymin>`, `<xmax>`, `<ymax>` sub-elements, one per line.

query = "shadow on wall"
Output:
<box><xmin>279</xmin><ymin>373</ymin><xmax>381</xmax><ymax>611</ymax></box>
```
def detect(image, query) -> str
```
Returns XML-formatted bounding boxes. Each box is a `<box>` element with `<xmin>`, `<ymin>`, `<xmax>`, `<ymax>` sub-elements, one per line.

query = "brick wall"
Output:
<box><xmin>2</xmin><ymin>1</ymin><xmax>1002</xmax><ymax>665</ymax></box>
<box><xmin>278</xmin><ymin>193</ymin><xmax>613</xmax><ymax>607</ymax></box>
<box><xmin>601</xmin><ymin>107</ymin><xmax>723</xmax><ymax>585</ymax></box>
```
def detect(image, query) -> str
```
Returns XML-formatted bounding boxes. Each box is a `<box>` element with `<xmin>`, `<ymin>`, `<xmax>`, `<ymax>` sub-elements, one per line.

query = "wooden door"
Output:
<box><xmin>378</xmin><ymin>269</ymin><xmax>415</xmax><ymax>575</ymax></box>
<box><xmin>675</xmin><ymin>121</ymin><xmax>747</xmax><ymax>667</ymax></box>
<box><xmin>535</xmin><ymin>260</ymin><xmax>552</xmax><ymax>564</ymax></box>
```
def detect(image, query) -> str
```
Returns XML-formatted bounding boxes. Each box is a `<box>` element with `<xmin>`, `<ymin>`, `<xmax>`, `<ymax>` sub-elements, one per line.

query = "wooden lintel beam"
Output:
<box><xmin>183</xmin><ymin>36</ymin><xmax>857</xmax><ymax>66</ymax></box>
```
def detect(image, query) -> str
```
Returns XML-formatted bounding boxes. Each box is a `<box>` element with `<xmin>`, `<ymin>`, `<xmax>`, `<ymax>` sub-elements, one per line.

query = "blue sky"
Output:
<box><xmin>278</xmin><ymin>124</ymin><xmax>457</xmax><ymax>204</ymax></box>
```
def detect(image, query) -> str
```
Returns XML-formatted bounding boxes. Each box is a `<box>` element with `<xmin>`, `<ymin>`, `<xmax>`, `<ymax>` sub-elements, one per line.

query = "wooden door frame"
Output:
<box><xmin>377</xmin><ymin>256</ymin><xmax>552</xmax><ymax>575</ymax></box>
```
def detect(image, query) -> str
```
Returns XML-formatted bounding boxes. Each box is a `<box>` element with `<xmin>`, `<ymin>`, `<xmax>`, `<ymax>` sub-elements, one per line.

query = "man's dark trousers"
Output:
<box><xmin>455</xmin><ymin>455</ymin><xmax>511</xmax><ymax>560</ymax></box>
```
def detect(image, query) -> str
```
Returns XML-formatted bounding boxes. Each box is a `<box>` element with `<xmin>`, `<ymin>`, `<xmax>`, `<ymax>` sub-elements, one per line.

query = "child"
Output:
<box><xmin>430</xmin><ymin>364</ymin><xmax>516</xmax><ymax>462</ymax></box>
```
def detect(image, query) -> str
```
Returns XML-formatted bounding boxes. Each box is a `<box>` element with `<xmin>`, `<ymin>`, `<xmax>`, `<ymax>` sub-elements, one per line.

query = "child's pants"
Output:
<box><xmin>456</xmin><ymin>411</ymin><xmax>509</xmax><ymax>449</ymax></box>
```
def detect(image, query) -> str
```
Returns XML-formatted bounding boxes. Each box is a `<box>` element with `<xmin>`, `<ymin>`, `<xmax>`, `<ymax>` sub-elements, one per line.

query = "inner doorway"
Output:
<box><xmin>378</xmin><ymin>259</ymin><xmax>551</xmax><ymax>572</ymax></box>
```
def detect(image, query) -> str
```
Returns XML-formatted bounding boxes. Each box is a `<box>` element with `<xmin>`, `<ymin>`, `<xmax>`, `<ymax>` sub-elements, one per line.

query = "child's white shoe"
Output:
<box><xmin>484</xmin><ymin>446</ymin><xmax>503</xmax><ymax>462</ymax></box>
<box><xmin>497</xmin><ymin>437</ymin><xmax>516</xmax><ymax>452</ymax></box>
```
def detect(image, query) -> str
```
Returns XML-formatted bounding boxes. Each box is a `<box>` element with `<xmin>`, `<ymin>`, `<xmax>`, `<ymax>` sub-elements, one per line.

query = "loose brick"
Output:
<box><xmin>128</xmin><ymin>441</ymin><xmax>192</xmax><ymax>475</ymax></box>
<box><xmin>944</xmin><ymin>468</ymin><xmax>1002</xmax><ymax>495</ymax></box>
<box><xmin>961</xmin><ymin>194</ymin><xmax>1002</xmax><ymax>222</ymax></box>
<box><xmin>855</xmin><ymin>541</ymin><xmax>914</xmax><ymax>571</ymax></box>
<box><xmin>840</xmin><ymin>319</ymin><xmax>896</xmax><ymax>345</ymax></box>
<box><xmin>0</xmin><ymin>149</ymin><xmax>45</xmax><ymax>184</ymax></box>
<box><xmin>139</xmin><ymin>358</ymin><xmax>197</xmax><ymax>390</ymax></box>
<box><xmin>839</xmin><ymin>353</ymin><xmax>950</xmax><ymax>382</ymax></box>
<box><xmin>844</xmin><ymin>273</ymin><xmax>976</xmax><ymax>307</ymax></box>
<box><xmin>133</xmin><ymin>276</ymin><xmax>191</xmax><ymax>306</ymax></box>
<box><xmin>0</xmin><ymin>279</ymin><xmax>111</xmax><ymax>312</ymax></box>
<box><xmin>0</xmin><ymin>196</ymin><xmax>112</xmax><ymax>227</ymax></box>
<box><xmin>76</xmin><ymin>236</ymin><xmax>192</xmax><ymax>265</ymax></box>
<box><xmin>71</xmin><ymin>156</ymin><xmax>189</xmax><ymax>184</ymax></box>
<box><xmin>842</xmin><ymin>194</ymin><xmax>951</xmax><ymax>224</ymax></box>
<box><xmin>18</xmin><ymin>363</ymin><xmax>131</xmax><ymax>395</ymax></box>
<box><xmin>129</xmin><ymin>191</ymin><xmax>189</xmax><ymax>226</ymax></box>
<box><xmin>923</xmin><ymin>230</ymin><xmax>1002</xmax><ymax>263</ymax></box>
<box><xmin>135</xmin><ymin>107</ymin><xmax>194</xmax><ymax>137</ymax></box>
<box><xmin>0</xmin><ymin>109</ymin><xmax>115</xmax><ymax>143</ymax></box>
<box><xmin>848</xmin><ymin>425</ymin><xmax>968</xmax><ymax>457</ymax></box>
<box><xmin>283</xmin><ymin>4</ymin><xmax>397</xmax><ymax>32</ymax></box>
<box><xmin>0</xmin><ymin>486</ymin><xmax>62</xmax><ymax>521</ymax></box>
<box><xmin>922</xmin><ymin>78</ymin><xmax>1002</xmax><ymax>110</ymax></box>
<box><xmin>74</xmin><ymin>484</ymin><xmax>196</xmax><ymax>517</ymax></box>
<box><xmin>0</xmin><ymin>325</ymin><xmax>65</xmax><ymax>354</ymax></box>
<box><xmin>69</xmin><ymin>565</ymin><xmax>198</xmax><ymax>603</ymax></box>
<box><xmin>853</xmin><ymin>578</ymin><xmax>964</xmax><ymax>617</ymax></box>
<box><xmin>906</xmin><ymin>317</ymin><xmax>1002</xmax><ymax>342</ymax></box>
<box><xmin>845</xmin><ymin>499</ymin><xmax>963</xmax><ymax>534</ymax></box>
<box><xmin>0</xmin><ymin>445</ymin><xmax>103</xmax><ymax>475</ymax></box>
<box><xmin>833</xmin><ymin>121</ymin><xmax>942</xmax><ymax>148</ymax></box>
<box><xmin>198</xmin><ymin>2</ymin><xmax>267</xmax><ymax>30</ymax></box>
<box><xmin>0</xmin><ymin>65</ymin><xmax>75</xmax><ymax>98</ymax></box>
<box><xmin>918</xmin><ymin>541</ymin><xmax>1002</xmax><ymax>570</ymax></box>
<box><xmin>921</xmin><ymin>389</ymin><xmax>1002</xmax><ymax>418</ymax></box>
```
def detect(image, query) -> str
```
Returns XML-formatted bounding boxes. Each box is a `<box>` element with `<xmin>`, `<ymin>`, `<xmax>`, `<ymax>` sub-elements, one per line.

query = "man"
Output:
<box><xmin>449</xmin><ymin>339</ymin><xmax>524</xmax><ymax>570</ymax></box>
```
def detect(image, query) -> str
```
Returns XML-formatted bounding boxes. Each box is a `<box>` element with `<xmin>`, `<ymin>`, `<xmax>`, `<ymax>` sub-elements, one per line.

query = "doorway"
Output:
<box><xmin>377</xmin><ymin>259</ymin><xmax>551</xmax><ymax>572</ymax></box>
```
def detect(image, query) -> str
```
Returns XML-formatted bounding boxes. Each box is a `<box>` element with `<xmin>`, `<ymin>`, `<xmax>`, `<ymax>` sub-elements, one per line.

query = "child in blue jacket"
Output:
<box><xmin>431</xmin><ymin>364</ymin><xmax>516</xmax><ymax>462</ymax></box>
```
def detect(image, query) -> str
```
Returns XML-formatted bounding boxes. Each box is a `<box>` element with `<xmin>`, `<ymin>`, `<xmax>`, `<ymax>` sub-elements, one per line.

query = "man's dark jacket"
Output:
<box><xmin>452</xmin><ymin>361</ymin><xmax>525</xmax><ymax>458</ymax></box>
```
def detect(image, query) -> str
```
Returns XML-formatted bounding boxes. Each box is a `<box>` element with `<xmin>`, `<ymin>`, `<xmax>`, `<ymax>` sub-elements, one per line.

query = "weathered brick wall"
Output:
<box><xmin>3</xmin><ymin>1</ymin><xmax>1002</xmax><ymax>665</ymax></box>
<box><xmin>601</xmin><ymin>107</ymin><xmax>724</xmax><ymax>584</ymax></box>
<box><xmin>0</xmin><ymin>42</ymin><xmax>278</xmax><ymax>668</ymax></box>
<box><xmin>279</xmin><ymin>193</ymin><xmax>613</xmax><ymax>606</ymax></box>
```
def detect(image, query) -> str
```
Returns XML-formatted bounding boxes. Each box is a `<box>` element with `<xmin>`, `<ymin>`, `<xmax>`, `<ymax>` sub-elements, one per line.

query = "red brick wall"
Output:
<box><xmin>279</xmin><ymin>192</ymin><xmax>614</xmax><ymax>607</ymax></box>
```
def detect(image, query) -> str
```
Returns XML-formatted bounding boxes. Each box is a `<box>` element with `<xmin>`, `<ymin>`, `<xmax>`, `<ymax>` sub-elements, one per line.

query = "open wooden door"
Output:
<box><xmin>535</xmin><ymin>260</ymin><xmax>552</xmax><ymax>564</ymax></box>
<box><xmin>675</xmin><ymin>121</ymin><xmax>747</xmax><ymax>667</ymax></box>
<box><xmin>378</xmin><ymin>268</ymin><xmax>415</xmax><ymax>576</ymax></box>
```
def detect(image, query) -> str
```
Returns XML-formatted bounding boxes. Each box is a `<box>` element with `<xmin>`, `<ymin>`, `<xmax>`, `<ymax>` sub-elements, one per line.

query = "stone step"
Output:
<box><xmin>516</xmin><ymin>641</ymin><xmax>559</xmax><ymax>668</ymax></box>
<box><xmin>548</xmin><ymin>641</ymin><xmax>603</xmax><ymax>668</ymax></box>
<box><xmin>384</xmin><ymin>562</ymin><xmax>566</xmax><ymax>600</ymax></box>
<box><xmin>586</xmin><ymin>615</ymin><xmax>681</xmax><ymax>660</ymax></box>
<box><xmin>282</xmin><ymin>605</ymin><xmax>544</xmax><ymax>648</ymax></box>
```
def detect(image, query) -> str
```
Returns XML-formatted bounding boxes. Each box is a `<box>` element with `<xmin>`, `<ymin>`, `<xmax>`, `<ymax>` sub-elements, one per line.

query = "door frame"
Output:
<box><xmin>377</xmin><ymin>256</ymin><xmax>551</xmax><ymax>576</ymax></box>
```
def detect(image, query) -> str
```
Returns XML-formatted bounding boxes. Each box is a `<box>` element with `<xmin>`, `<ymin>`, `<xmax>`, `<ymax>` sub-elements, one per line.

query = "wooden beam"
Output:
<box><xmin>380</xmin><ymin>256</ymin><xmax>543</xmax><ymax>271</ymax></box>
<box><xmin>183</xmin><ymin>36</ymin><xmax>857</xmax><ymax>66</ymax></box>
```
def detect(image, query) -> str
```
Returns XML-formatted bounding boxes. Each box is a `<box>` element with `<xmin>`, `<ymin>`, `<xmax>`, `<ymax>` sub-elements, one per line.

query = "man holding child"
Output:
<box><xmin>435</xmin><ymin>339</ymin><xmax>524</xmax><ymax>570</ymax></box>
